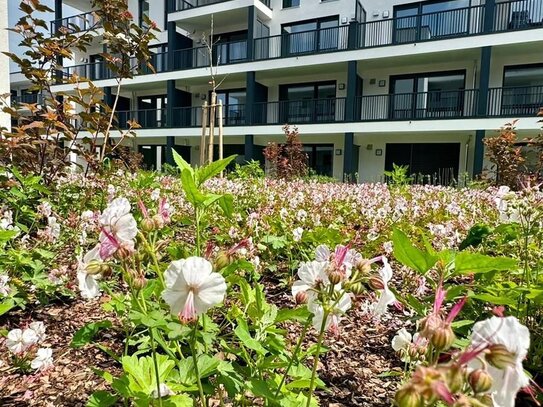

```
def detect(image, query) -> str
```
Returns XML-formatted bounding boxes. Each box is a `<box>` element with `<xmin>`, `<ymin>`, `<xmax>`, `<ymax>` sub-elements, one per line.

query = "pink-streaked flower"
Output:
<box><xmin>292</xmin><ymin>227</ymin><xmax>303</xmax><ymax>242</ymax></box>
<box><xmin>309</xmin><ymin>293</ymin><xmax>352</xmax><ymax>335</ymax></box>
<box><xmin>468</xmin><ymin>316</ymin><xmax>530</xmax><ymax>407</ymax></box>
<box><xmin>77</xmin><ymin>244</ymin><xmax>103</xmax><ymax>300</ymax></box>
<box><xmin>291</xmin><ymin>260</ymin><xmax>329</xmax><ymax>303</ymax></box>
<box><xmin>158</xmin><ymin>197</ymin><xmax>173</xmax><ymax>224</ymax></box>
<box><xmin>372</xmin><ymin>256</ymin><xmax>396</xmax><ymax>315</ymax></box>
<box><xmin>30</xmin><ymin>348</ymin><xmax>53</xmax><ymax>371</ymax></box>
<box><xmin>162</xmin><ymin>257</ymin><xmax>226</xmax><ymax>323</ymax></box>
<box><xmin>6</xmin><ymin>328</ymin><xmax>38</xmax><ymax>354</ymax></box>
<box><xmin>314</xmin><ymin>244</ymin><xmax>361</xmax><ymax>279</ymax></box>
<box><xmin>99</xmin><ymin>197</ymin><xmax>137</xmax><ymax>260</ymax></box>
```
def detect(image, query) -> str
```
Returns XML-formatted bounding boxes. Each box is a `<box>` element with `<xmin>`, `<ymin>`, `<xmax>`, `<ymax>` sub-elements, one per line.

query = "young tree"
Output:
<box><xmin>0</xmin><ymin>0</ymin><xmax>158</xmax><ymax>183</ymax></box>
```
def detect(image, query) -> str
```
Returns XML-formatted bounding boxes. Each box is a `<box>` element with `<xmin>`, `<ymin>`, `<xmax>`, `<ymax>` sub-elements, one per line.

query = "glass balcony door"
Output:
<box><xmin>303</xmin><ymin>144</ymin><xmax>334</xmax><ymax>177</ymax></box>
<box><xmin>280</xmin><ymin>82</ymin><xmax>336</xmax><ymax>123</ymax></box>
<box><xmin>282</xmin><ymin>17</ymin><xmax>339</xmax><ymax>56</ymax></box>
<box><xmin>393</xmin><ymin>0</ymin><xmax>470</xmax><ymax>44</ymax></box>
<box><xmin>502</xmin><ymin>64</ymin><xmax>543</xmax><ymax>116</ymax></box>
<box><xmin>390</xmin><ymin>71</ymin><xmax>466</xmax><ymax>119</ymax></box>
<box><xmin>215</xmin><ymin>90</ymin><xmax>246</xmax><ymax>125</ymax></box>
<box><xmin>213</xmin><ymin>31</ymin><xmax>248</xmax><ymax>65</ymax></box>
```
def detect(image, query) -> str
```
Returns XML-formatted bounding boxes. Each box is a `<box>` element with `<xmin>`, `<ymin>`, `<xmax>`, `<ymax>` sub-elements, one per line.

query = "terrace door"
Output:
<box><xmin>502</xmin><ymin>64</ymin><xmax>543</xmax><ymax>116</ymax></box>
<box><xmin>385</xmin><ymin>143</ymin><xmax>460</xmax><ymax>184</ymax></box>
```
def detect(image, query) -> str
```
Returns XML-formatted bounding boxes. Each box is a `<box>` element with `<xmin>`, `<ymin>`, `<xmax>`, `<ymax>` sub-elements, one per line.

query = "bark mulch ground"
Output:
<box><xmin>0</xmin><ymin>292</ymin><xmax>403</xmax><ymax>406</ymax></box>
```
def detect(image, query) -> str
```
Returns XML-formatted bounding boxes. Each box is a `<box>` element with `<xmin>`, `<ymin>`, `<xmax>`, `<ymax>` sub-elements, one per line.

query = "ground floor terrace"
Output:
<box><xmin>94</xmin><ymin>116</ymin><xmax>540</xmax><ymax>184</ymax></box>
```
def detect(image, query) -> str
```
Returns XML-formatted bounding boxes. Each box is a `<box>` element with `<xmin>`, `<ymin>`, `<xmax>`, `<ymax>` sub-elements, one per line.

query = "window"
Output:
<box><xmin>139</xmin><ymin>0</ymin><xmax>150</xmax><ymax>28</ymax></box>
<box><xmin>281</xmin><ymin>17</ymin><xmax>339</xmax><ymax>55</ymax></box>
<box><xmin>213</xmin><ymin>31</ymin><xmax>248</xmax><ymax>64</ymax></box>
<box><xmin>279</xmin><ymin>81</ymin><xmax>336</xmax><ymax>123</ymax></box>
<box><xmin>390</xmin><ymin>71</ymin><xmax>466</xmax><ymax>119</ymax></box>
<box><xmin>283</xmin><ymin>0</ymin><xmax>300</xmax><ymax>8</ymax></box>
<box><xmin>303</xmin><ymin>144</ymin><xmax>334</xmax><ymax>177</ymax></box>
<box><xmin>214</xmin><ymin>89</ymin><xmax>247</xmax><ymax>125</ymax></box>
<box><xmin>385</xmin><ymin>143</ymin><xmax>460</xmax><ymax>184</ymax></box>
<box><xmin>137</xmin><ymin>95</ymin><xmax>167</xmax><ymax>128</ymax></box>
<box><xmin>393</xmin><ymin>0</ymin><xmax>471</xmax><ymax>43</ymax></box>
<box><xmin>502</xmin><ymin>64</ymin><xmax>543</xmax><ymax>116</ymax></box>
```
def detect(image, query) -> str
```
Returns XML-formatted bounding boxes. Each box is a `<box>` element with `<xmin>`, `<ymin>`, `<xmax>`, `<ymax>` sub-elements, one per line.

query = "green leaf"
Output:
<box><xmin>180</xmin><ymin>169</ymin><xmax>205</xmax><ymax>206</ymax></box>
<box><xmin>86</xmin><ymin>391</ymin><xmax>118</xmax><ymax>407</ymax></box>
<box><xmin>217</xmin><ymin>194</ymin><xmax>234</xmax><ymax>218</ymax></box>
<box><xmin>0</xmin><ymin>299</ymin><xmax>16</xmax><ymax>316</ymax></box>
<box><xmin>459</xmin><ymin>224</ymin><xmax>492</xmax><ymax>250</ymax></box>
<box><xmin>196</xmin><ymin>155</ymin><xmax>237</xmax><ymax>185</ymax></box>
<box><xmin>470</xmin><ymin>293</ymin><xmax>518</xmax><ymax>306</ymax></box>
<box><xmin>172</xmin><ymin>149</ymin><xmax>193</xmax><ymax>175</ymax></box>
<box><xmin>234</xmin><ymin>320</ymin><xmax>267</xmax><ymax>355</ymax></box>
<box><xmin>0</xmin><ymin>230</ymin><xmax>17</xmax><ymax>243</ymax></box>
<box><xmin>71</xmin><ymin>321</ymin><xmax>112</xmax><ymax>348</ymax></box>
<box><xmin>276</xmin><ymin>307</ymin><xmax>311</xmax><ymax>323</ymax></box>
<box><xmin>392</xmin><ymin>228</ymin><xmax>437</xmax><ymax>274</ymax></box>
<box><xmin>454</xmin><ymin>252</ymin><xmax>518</xmax><ymax>274</ymax></box>
<box><xmin>248</xmin><ymin>379</ymin><xmax>276</xmax><ymax>400</ymax></box>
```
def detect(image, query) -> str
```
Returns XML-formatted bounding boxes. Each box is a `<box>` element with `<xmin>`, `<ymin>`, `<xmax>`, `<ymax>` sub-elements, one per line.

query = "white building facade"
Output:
<box><xmin>8</xmin><ymin>0</ymin><xmax>543</xmax><ymax>181</ymax></box>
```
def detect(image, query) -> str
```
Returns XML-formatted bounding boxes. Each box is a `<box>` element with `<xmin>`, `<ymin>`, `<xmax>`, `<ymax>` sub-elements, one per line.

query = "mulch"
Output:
<box><xmin>0</xmin><ymin>288</ymin><xmax>404</xmax><ymax>407</ymax></box>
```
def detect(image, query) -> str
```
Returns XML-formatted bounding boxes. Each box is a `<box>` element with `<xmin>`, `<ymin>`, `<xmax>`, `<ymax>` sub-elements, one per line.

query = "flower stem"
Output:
<box><xmin>306</xmin><ymin>311</ymin><xmax>328</xmax><ymax>407</ymax></box>
<box><xmin>274</xmin><ymin>317</ymin><xmax>311</xmax><ymax>399</ymax></box>
<box><xmin>190</xmin><ymin>318</ymin><xmax>207</xmax><ymax>407</ymax></box>
<box><xmin>149</xmin><ymin>328</ymin><xmax>163</xmax><ymax>407</ymax></box>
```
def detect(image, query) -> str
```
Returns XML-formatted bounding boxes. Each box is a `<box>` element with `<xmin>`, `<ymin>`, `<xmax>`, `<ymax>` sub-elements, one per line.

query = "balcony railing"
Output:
<box><xmin>168</xmin><ymin>0</ymin><xmax>270</xmax><ymax>13</ymax></box>
<box><xmin>103</xmin><ymin>88</ymin><xmax>543</xmax><ymax>130</ymax></box>
<box><xmin>494</xmin><ymin>0</ymin><xmax>543</xmax><ymax>32</ymax></box>
<box><xmin>51</xmin><ymin>11</ymin><xmax>100</xmax><ymax>34</ymax></box>
<box><xmin>253</xmin><ymin>98</ymin><xmax>346</xmax><ymax>124</ymax></box>
<box><xmin>487</xmin><ymin>86</ymin><xmax>543</xmax><ymax>117</ymax></box>
<box><xmin>116</xmin><ymin>108</ymin><xmax>168</xmax><ymax>129</ymax></box>
<box><xmin>11</xmin><ymin>94</ymin><xmax>43</xmax><ymax>105</ymax></box>
<box><xmin>355</xmin><ymin>90</ymin><xmax>480</xmax><ymax>121</ymax></box>
<box><xmin>254</xmin><ymin>25</ymin><xmax>349</xmax><ymax>60</ymax></box>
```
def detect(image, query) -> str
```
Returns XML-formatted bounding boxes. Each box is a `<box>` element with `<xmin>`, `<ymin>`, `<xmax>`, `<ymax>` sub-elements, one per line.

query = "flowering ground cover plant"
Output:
<box><xmin>0</xmin><ymin>159</ymin><xmax>542</xmax><ymax>406</ymax></box>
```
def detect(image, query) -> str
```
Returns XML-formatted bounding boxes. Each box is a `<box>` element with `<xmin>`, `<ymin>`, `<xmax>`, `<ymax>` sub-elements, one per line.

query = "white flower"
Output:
<box><xmin>47</xmin><ymin>216</ymin><xmax>61</xmax><ymax>240</ymax></box>
<box><xmin>81</xmin><ymin>210</ymin><xmax>95</xmax><ymax>221</ymax></box>
<box><xmin>0</xmin><ymin>274</ymin><xmax>10</xmax><ymax>297</ymax></box>
<box><xmin>469</xmin><ymin>316</ymin><xmax>530</xmax><ymax>407</ymax></box>
<box><xmin>99</xmin><ymin>197</ymin><xmax>137</xmax><ymax>259</ymax></box>
<box><xmin>37</xmin><ymin>202</ymin><xmax>52</xmax><ymax>217</ymax></box>
<box><xmin>292</xmin><ymin>227</ymin><xmax>303</xmax><ymax>242</ymax></box>
<box><xmin>279</xmin><ymin>208</ymin><xmax>288</xmax><ymax>220</ymax></box>
<box><xmin>162</xmin><ymin>257</ymin><xmax>227</xmax><ymax>323</ymax></box>
<box><xmin>0</xmin><ymin>210</ymin><xmax>14</xmax><ymax>230</ymax></box>
<box><xmin>296</xmin><ymin>209</ymin><xmax>307</xmax><ymax>222</ymax></box>
<box><xmin>391</xmin><ymin>328</ymin><xmax>412</xmax><ymax>352</ymax></box>
<box><xmin>6</xmin><ymin>328</ymin><xmax>39</xmax><ymax>354</ymax></box>
<box><xmin>309</xmin><ymin>293</ymin><xmax>352</xmax><ymax>334</ymax></box>
<box><xmin>151</xmin><ymin>188</ymin><xmax>160</xmax><ymax>201</ymax></box>
<box><xmin>77</xmin><ymin>244</ymin><xmax>102</xmax><ymax>300</ymax></box>
<box><xmin>291</xmin><ymin>261</ymin><xmax>329</xmax><ymax>303</ymax></box>
<box><xmin>372</xmin><ymin>257</ymin><xmax>396</xmax><ymax>315</ymax></box>
<box><xmin>151</xmin><ymin>383</ymin><xmax>174</xmax><ymax>399</ymax></box>
<box><xmin>31</xmin><ymin>348</ymin><xmax>53</xmax><ymax>371</ymax></box>
<box><xmin>29</xmin><ymin>321</ymin><xmax>46</xmax><ymax>342</ymax></box>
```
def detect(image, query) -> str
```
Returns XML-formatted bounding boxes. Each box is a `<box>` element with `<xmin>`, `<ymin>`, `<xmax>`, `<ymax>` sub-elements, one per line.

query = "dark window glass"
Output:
<box><xmin>283</xmin><ymin>0</ymin><xmax>300</xmax><ymax>8</ymax></box>
<box><xmin>303</xmin><ymin>144</ymin><xmax>333</xmax><ymax>176</ymax></box>
<box><xmin>282</xmin><ymin>17</ymin><xmax>338</xmax><ymax>55</ymax></box>
<box><xmin>139</xmin><ymin>0</ymin><xmax>150</xmax><ymax>28</ymax></box>
<box><xmin>502</xmin><ymin>64</ymin><xmax>543</xmax><ymax>116</ymax></box>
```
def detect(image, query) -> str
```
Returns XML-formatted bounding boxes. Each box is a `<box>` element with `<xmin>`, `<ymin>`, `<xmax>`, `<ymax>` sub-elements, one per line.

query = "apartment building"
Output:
<box><xmin>8</xmin><ymin>0</ymin><xmax>543</xmax><ymax>182</ymax></box>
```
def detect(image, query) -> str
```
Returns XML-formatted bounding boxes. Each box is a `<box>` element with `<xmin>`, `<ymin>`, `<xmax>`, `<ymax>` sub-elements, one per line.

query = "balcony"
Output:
<box><xmin>56</xmin><ymin>1</ymin><xmax>543</xmax><ymax>80</ymax></box>
<box><xmin>11</xmin><ymin>94</ymin><xmax>44</xmax><ymax>106</ymax></box>
<box><xmin>355</xmin><ymin>90</ymin><xmax>480</xmax><ymax>121</ymax></box>
<box><xmin>487</xmin><ymin>85</ymin><xmax>543</xmax><ymax>117</ymax></box>
<box><xmin>169</xmin><ymin>0</ymin><xmax>270</xmax><ymax>12</ymax></box>
<box><xmin>50</xmin><ymin>11</ymin><xmax>100</xmax><ymax>34</ymax></box>
<box><xmin>107</xmin><ymin>87</ymin><xmax>543</xmax><ymax>131</ymax></box>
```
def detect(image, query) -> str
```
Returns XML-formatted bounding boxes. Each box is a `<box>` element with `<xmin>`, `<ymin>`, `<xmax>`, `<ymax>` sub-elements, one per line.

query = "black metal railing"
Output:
<box><xmin>11</xmin><ymin>94</ymin><xmax>43</xmax><ymax>105</ymax></box>
<box><xmin>50</xmin><ymin>11</ymin><xmax>99</xmax><ymax>34</ymax></box>
<box><xmin>487</xmin><ymin>86</ymin><xmax>543</xmax><ymax>117</ymax></box>
<box><xmin>358</xmin><ymin>5</ymin><xmax>485</xmax><ymax>48</ymax></box>
<box><xmin>116</xmin><ymin>108</ymin><xmax>168</xmax><ymax>129</ymax></box>
<box><xmin>172</xmin><ymin>39</ymin><xmax>249</xmax><ymax>70</ymax></box>
<box><xmin>169</xmin><ymin>0</ymin><xmax>270</xmax><ymax>12</ymax></box>
<box><xmin>494</xmin><ymin>0</ymin><xmax>543</xmax><ymax>32</ymax></box>
<box><xmin>355</xmin><ymin>90</ymin><xmax>479</xmax><ymax>121</ymax></box>
<box><xmin>171</xmin><ymin>104</ymin><xmax>248</xmax><ymax>127</ymax></box>
<box><xmin>254</xmin><ymin>25</ymin><xmax>349</xmax><ymax>60</ymax></box>
<box><xmin>253</xmin><ymin>98</ymin><xmax>346</xmax><ymax>124</ymax></box>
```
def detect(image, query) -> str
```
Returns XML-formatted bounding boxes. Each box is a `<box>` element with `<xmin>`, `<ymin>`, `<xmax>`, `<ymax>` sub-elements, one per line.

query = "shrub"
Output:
<box><xmin>263</xmin><ymin>125</ymin><xmax>308</xmax><ymax>179</ymax></box>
